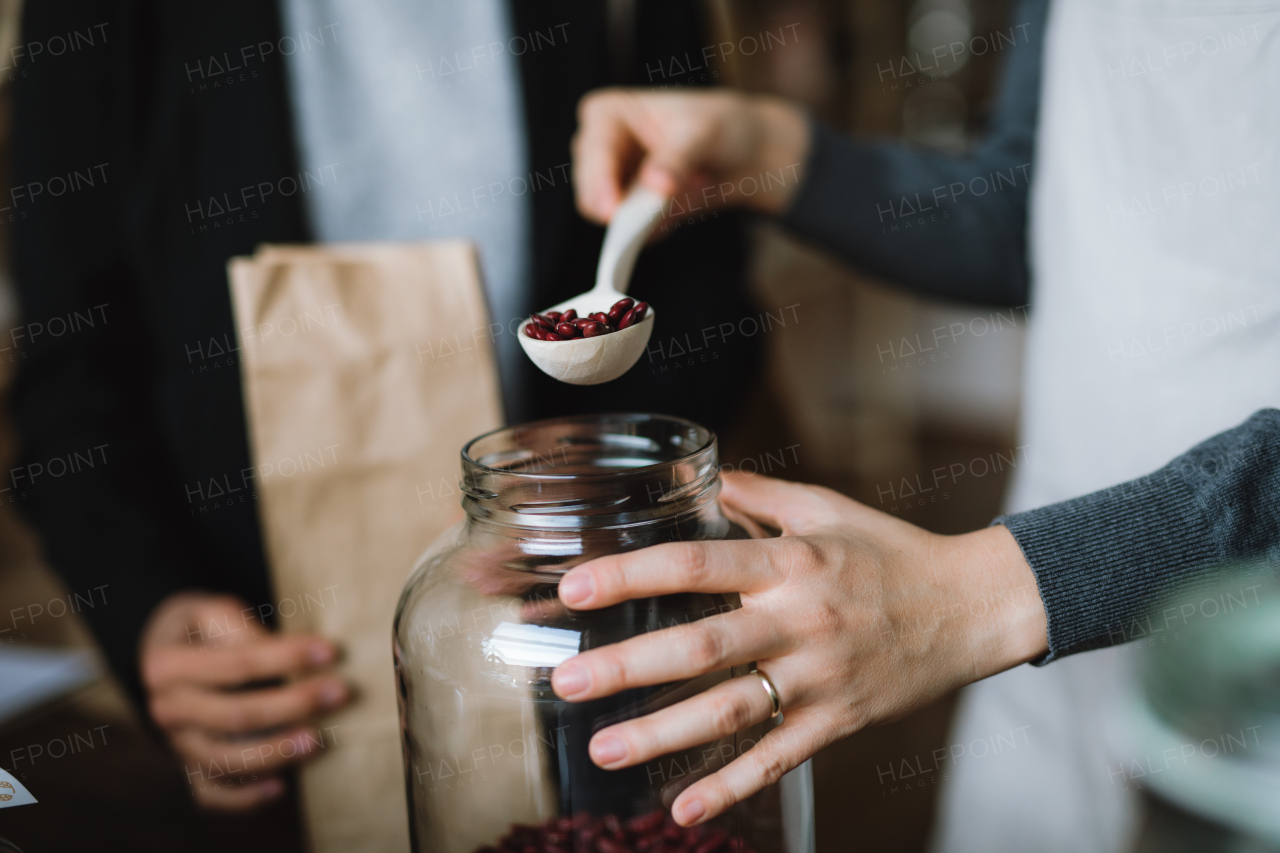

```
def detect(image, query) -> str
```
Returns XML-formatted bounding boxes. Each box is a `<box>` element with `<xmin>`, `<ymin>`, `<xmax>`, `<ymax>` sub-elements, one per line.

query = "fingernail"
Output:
<box><xmin>675</xmin><ymin>798</ymin><xmax>706</xmax><ymax>825</ymax></box>
<box><xmin>261</xmin><ymin>777</ymin><xmax>285</xmax><ymax>798</ymax></box>
<box><xmin>559</xmin><ymin>572</ymin><xmax>594</xmax><ymax>606</ymax></box>
<box><xmin>319</xmin><ymin>681</ymin><xmax>346</xmax><ymax>708</ymax></box>
<box><xmin>308</xmin><ymin>643</ymin><xmax>334</xmax><ymax>665</ymax></box>
<box><xmin>552</xmin><ymin>664</ymin><xmax>589</xmax><ymax>698</ymax></box>
<box><xmin>590</xmin><ymin>736</ymin><xmax>627</xmax><ymax>767</ymax></box>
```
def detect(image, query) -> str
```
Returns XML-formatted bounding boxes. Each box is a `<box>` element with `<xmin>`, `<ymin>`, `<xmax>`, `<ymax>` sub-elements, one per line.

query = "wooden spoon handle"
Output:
<box><xmin>593</xmin><ymin>187</ymin><xmax>667</xmax><ymax>296</ymax></box>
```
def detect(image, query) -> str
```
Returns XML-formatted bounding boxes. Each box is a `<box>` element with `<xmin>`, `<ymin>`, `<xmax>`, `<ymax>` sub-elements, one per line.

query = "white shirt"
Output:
<box><xmin>935</xmin><ymin>2</ymin><xmax>1280</xmax><ymax>851</ymax></box>
<box><xmin>278</xmin><ymin>0</ymin><xmax>531</xmax><ymax>412</ymax></box>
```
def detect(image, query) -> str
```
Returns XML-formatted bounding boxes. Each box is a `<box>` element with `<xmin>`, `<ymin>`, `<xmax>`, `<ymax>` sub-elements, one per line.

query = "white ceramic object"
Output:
<box><xmin>519</xmin><ymin>187</ymin><xmax>665</xmax><ymax>385</ymax></box>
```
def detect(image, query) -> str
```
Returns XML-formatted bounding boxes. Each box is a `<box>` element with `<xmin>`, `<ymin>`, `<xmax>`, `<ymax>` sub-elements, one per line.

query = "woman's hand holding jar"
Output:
<box><xmin>551</xmin><ymin>472</ymin><xmax>1048</xmax><ymax>827</ymax></box>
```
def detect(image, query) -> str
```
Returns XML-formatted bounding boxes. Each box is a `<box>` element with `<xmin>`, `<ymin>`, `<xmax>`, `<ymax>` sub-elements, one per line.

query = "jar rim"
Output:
<box><xmin>461</xmin><ymin>412</ymin><xmax>715</xmax><ymax>480</ymax></box>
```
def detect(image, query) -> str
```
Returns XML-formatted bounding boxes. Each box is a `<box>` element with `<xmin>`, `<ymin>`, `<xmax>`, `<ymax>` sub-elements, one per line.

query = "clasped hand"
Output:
<box><xmin>140</xmin><ymin>593</ymin><xmax>350</xmax><ymax>810</ymax></box>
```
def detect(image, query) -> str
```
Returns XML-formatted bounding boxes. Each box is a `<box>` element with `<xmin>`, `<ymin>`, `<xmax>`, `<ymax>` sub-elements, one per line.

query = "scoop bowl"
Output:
<box><xmin>519</xmin><ymin>186</ymin><xmax>665</xmax><ymax>386</ymax></box>
<box><xmin>519</xmin><ymin>301</ymin><xmax>655</xmax><ymax>385</ymax></box>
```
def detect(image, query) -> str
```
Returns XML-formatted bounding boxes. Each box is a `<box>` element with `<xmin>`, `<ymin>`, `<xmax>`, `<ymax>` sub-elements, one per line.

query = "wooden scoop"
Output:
<box><xmin>519</xmin><ymin>187</ymin><xmax>666</xmax><ymax>385</ymax></box>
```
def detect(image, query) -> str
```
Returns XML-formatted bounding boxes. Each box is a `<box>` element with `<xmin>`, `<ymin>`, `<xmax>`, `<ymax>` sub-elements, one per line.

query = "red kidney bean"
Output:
<box><xmin>693</xmin><ymin>829</ymin><xmax>730</xmax><ymax>853</ymax></box>
<box><xmin>661</xmin><ymin>824</ymin><xmax>684</xmax><ymax>843</ymax></box>
<box><xmin>474</xmin><ymin>812</ymin><xmax>755</xmax><ymax>853</ymax></box>
<box><xmin>607</xmin><ymin>298</ymin><xmax>634</xmax><ymax>324</ymax></box>
<box><xmin>626</xmin><ymin>812</ymin><xmax>665</xmax><ymax>833</ymax></box>
<box><xmin>530</xmin><ymin>297</ymin><xmax>649</xmax><ymax>342</ymax></box>
<box><xmin>618</xmin><ymin>302</ymin><xmax>650</xmax><ymax>330</ymax></box>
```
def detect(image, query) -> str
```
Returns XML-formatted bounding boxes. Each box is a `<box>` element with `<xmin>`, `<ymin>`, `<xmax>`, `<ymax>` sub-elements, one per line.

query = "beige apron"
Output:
<box><xmin>932</xmin><ymin>2</ymin><xmax>1280</xmax><ymax>851</ymax></box>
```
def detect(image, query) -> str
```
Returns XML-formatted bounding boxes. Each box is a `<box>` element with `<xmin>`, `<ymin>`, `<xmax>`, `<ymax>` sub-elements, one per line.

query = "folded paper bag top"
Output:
<box><xmin>228</xmin><ymin>240</ymin><xmax>503</xmax><ymax>853</ymax></box>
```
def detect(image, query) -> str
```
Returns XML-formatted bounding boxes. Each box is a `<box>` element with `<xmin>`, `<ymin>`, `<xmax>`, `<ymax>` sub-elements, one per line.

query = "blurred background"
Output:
<box><xmin>7</xmin><ymin>0</ymin><xmax>1024</xmax><ymax>850</ymax></box>
<box><xmin>0</xmin><ymin>0</ymin><xmax>1127</xmax><ymax>850</ymax></box>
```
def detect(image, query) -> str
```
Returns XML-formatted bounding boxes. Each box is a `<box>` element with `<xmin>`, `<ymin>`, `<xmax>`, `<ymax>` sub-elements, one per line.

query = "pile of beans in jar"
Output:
<box><xmin>476</xmin><ymin>810</ymin><xmax>752</xmax><ymax>853</ymax></box>
<box><xmin>523</xmin><ymin>299</ymin><xmax>650</xmax><ymax>341</ymax></box>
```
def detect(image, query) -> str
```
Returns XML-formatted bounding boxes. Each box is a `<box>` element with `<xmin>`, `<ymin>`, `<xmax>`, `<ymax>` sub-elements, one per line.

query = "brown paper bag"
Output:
<box><xmin>228</xmin><ymin>241</ymin><xmax>504</xmax><ymax>853</ymax></box>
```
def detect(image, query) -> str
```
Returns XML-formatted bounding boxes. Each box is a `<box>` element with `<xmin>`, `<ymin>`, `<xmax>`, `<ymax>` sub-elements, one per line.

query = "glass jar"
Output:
<box><xmin>394</xmin><ymin>413</ymin><xmax>813</xmax><ymax>853</ymax></box>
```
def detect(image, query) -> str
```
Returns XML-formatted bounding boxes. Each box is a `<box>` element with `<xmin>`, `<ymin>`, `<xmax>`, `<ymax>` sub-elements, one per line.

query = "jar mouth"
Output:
<box><xmin>463</xmin><ymin>413</ymin><xmax>714</xmax><ymax>479</ymax></box>
<box><xmin>460</xmin><ymin>413</ymin><xmax>721</xmax><ymax>529</ymax></box>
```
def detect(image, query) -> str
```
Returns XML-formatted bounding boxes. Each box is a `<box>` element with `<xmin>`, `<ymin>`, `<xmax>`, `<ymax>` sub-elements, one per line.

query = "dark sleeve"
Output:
<box><xmin>996</xmin><ymin>409</ymin><xmax>1280</xmax><ymax>663</ymax></box>
<box><xmin>10</xmin><ymin>2</ymin><xmax>202</xmax><ymax>704</ymax></box>
<box><xmin>779</xmin><ymin>0</ymin><xmax>1049</xmax><ymax>306</ymax></box>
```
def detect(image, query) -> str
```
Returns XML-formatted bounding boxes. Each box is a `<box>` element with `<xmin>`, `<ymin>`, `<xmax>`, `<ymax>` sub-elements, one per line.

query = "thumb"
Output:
<box><xmin>634</xmin><ymin>122</ymin><xmax>714</xmax><ymax>203</ymax></box>
<box><xmin>719</xmin><ymin>472</ymin><xmax>812</xmax><ymax>536</ymax></box>
<box><xmin>635</xmin><ymin>157</ymin><xmax>682</xmax><ymax>199</ymax></box>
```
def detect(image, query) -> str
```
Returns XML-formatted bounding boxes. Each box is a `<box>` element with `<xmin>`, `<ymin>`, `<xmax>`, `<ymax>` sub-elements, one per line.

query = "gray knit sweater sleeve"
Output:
<box><xmin>997</xmin><ymin>409</ymin><xmax>1280</xmax><ymax>664</ymax></box>
<box><xmin>780</xmin><ymin>0</ymin><xmax>1049</xmax><ymax>307</ymax></box>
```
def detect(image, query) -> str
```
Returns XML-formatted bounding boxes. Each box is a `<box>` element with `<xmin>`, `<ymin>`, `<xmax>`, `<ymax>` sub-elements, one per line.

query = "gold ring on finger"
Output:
<box><xmin>752</xmin><ymin>667</ymin><xmax>782</xmax><ymax>718</ymax></box>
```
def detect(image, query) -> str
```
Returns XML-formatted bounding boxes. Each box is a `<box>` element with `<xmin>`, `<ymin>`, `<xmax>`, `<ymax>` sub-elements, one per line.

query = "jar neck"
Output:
<box><xmin>459</xmin><ymin>414</ymin><xmax>722</xmax><ymax>532</ymax></box>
